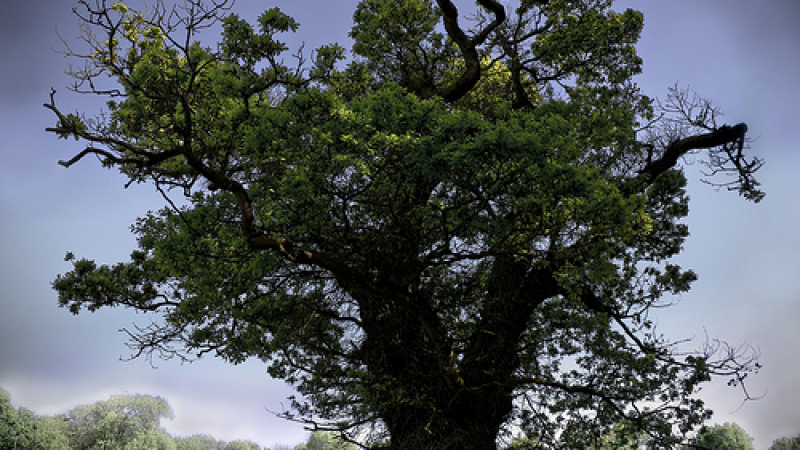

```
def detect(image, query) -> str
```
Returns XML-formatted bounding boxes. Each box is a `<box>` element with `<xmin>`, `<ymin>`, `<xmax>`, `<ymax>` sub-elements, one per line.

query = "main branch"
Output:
<box><xmin>435</xmin><ymin>0</ymin><xmax>506</xmax><ymax>102</ymax></box>
<box><xmin>633</xmin><ymin>122</ymin><xmax>763</xmax><ymax>201</ymax></box>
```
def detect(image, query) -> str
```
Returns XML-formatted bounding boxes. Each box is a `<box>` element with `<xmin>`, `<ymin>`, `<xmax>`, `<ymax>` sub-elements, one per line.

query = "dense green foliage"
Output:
<box><xmin>46</xmin><ymin>0</ymin><xmax>764</xmax><ymax>448</ymax></box>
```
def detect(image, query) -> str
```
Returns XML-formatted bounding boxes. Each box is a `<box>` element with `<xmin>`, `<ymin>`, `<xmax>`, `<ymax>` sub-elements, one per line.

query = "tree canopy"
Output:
<box><xmin>46</xmin><ymin>0</ymin><xmax>763</xmax><ymax>448</ymax></box>
<box><xmin>691</xmin><ymin>423</ymin><xmax>755</xmax><ymax>450</ymax></box>
<box><xmin>66</xmin><ymin>393</ymin><xmax>175</xmax><ymax>449</ymax></box>
<box><xmin>1</xmin><ymin>390</ymin><xmax>179</xmax><ymax>450</ymax></box>
<box><xmin>295</xmin><ymin>431</ymin><xmax>357</xmax><ymax>450</ymax></box>
<box><xmin>771</xmin><ymin>435</ymin><xmax>800</xmax><ymax>450</ymax></box>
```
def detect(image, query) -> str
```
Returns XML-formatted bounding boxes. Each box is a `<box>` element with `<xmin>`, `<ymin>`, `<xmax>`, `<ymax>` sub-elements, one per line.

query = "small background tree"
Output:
<box><xmin>770</xmin><ymin>435</ymin><xmax>800</xmax><ymax>450</ymax></box>
<box><xmin>691</xmin><ymin>423</ymin><xmax>755</xmax><ymax>450</ymax></box>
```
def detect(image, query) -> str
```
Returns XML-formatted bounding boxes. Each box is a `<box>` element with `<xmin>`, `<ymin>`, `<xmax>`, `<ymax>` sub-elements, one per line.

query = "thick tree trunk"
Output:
<box><xmin>356</xmin><ymin>291</ymin><xmax>513</xmax><ymax>450</ymax></box>
<box><xmin>384</xmin><ymin>422</ymin><xmax>502</xmax><ymax>450</ymax></box>
<box><xmin>352</xmin><ymin>255</ymin><xmax>560</xmax><ymax>450</ymax></box>
<box><xmin>379</xmin><ymin>386</ymin><xmax>512</xmax><ymax>450</ymax></box>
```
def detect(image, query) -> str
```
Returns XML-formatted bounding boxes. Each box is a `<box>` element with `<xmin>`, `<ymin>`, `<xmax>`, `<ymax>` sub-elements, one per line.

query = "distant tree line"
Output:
<box><xmin>505</xmin><ymin>421</ymin><xmax>800</xmax><ymax>450</ymax></box>
<box><xmin>0</xmin><ymin>388</ymin><xmax>352</xmax><ymax>450</ymax></box>
<box><xmin>3</xmin><ymin>387</ymin><xmax>800</xmax><ymax>449</ymax></box>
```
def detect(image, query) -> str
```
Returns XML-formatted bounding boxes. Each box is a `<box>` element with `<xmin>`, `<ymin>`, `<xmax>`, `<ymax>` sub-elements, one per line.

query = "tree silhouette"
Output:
<box><xmin>47</xmin><ymin>1</ymin><xmax>763</xmax><ymax>448</ymax></box>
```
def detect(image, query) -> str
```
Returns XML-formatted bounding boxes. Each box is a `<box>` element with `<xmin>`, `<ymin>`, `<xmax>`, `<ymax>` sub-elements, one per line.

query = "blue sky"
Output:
<box><xmin>1</xmin><ymin>1</ymin><xmax>799</xmax><ymax>448</ymax></box>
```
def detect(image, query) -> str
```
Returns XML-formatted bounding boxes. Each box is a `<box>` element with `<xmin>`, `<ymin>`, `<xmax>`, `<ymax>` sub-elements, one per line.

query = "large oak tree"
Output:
<box><xmin>46</xmin><ymin>0</ymin><xmax>763</xmax><ymax>448</ymax></box>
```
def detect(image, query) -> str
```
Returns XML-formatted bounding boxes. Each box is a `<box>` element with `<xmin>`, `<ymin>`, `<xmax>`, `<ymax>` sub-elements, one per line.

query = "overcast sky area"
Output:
<box><xmin>1</xmin><ymin>0</ymin><xmax>798</xmax><ymax>448</ymax></box>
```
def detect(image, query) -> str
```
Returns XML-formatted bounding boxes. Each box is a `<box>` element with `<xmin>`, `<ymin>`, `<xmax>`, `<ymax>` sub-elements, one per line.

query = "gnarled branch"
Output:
<box><xmin>633</xmin><ymin>122</ymin><xmax>763</xmax><ymax>201</ymax></box>
<box><xmin>435</xmin><ymin>0</ymin><xmax>506</xmax><ymax>102</ymax></box>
